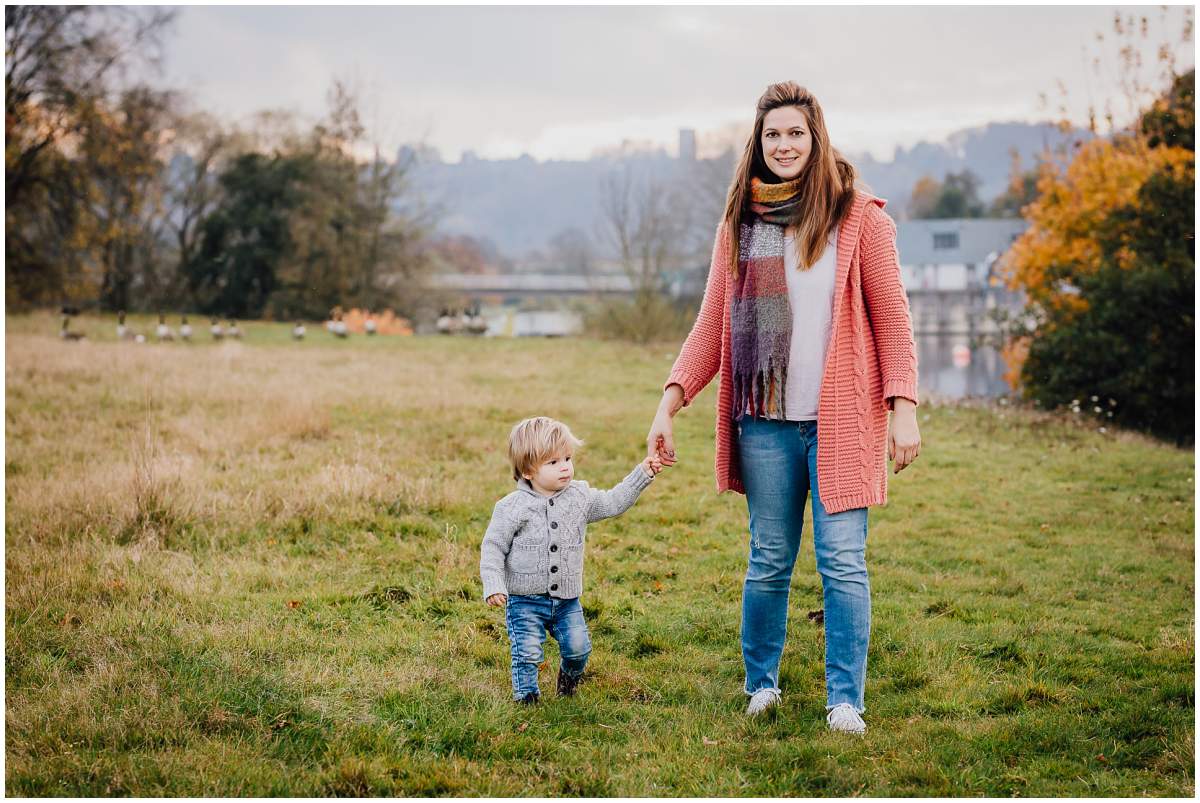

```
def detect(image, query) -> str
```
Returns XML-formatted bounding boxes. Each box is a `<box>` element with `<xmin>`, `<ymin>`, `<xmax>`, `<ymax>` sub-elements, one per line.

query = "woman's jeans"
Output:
<box><xmin>505</xmin><ymin>594</ymin><xmax>591</xmax><ymax>699</ymax></box>
<box><xmin>737</xmin><ymin>416</ymin><xmax>871</xmax><ymax>714</ymax></box>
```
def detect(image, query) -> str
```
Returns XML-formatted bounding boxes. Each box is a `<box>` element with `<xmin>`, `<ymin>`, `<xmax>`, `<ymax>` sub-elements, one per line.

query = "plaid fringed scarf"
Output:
<box><xmin>731</xmin><ymin>176</ymin><xmax>807</xmax><ymax>421</ymax></box>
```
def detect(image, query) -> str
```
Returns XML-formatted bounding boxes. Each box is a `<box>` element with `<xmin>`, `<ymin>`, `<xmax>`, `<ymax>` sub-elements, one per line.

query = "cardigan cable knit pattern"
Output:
<box><xmin>664</xmin><ymin>191</ymin><xmax>918</xmax><ymax>513</ymax></box>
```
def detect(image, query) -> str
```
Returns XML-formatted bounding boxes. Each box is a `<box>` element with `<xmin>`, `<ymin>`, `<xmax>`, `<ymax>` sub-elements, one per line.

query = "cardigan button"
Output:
<box><xmin>549</xmin><ymin>499</ymin><xmax>554</xmax><ymax>506</ymax></box>
<box><xmin>550</xmin><ymin>566</ymin><xmax>558</xmax><ymax>573</ymax></box>
<box><xmin>551</xmin><ymin>521</ymin><xmax>558</xmax><ymax>529</ymax></box>
<box><xmin>550</xmin><ymin>584</ymin><xmax>558</xmax><ymax>592</ymax></box>
<box><xmin>550</xmin><ymin>544</ymin><xmax>558</xmax><ymax>552</ymax></box>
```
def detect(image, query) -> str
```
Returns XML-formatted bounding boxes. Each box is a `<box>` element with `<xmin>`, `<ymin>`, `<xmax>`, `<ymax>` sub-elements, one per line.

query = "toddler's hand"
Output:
<box><xmin>486</xmin><ymin>593</ymin><xmax>507</xmax><ymax>607</ymax></box>
<box><xmin>641</xmin><ymin>455</ymin><xmax>663</xmax><ymax>477</ymax></box>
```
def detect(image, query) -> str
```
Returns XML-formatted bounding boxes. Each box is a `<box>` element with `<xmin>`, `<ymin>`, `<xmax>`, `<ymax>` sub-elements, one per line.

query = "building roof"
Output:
<box><xmin>897</xmin><ymin>218</ymin><xmax>1028</xmax><ymax>266</ymax></box>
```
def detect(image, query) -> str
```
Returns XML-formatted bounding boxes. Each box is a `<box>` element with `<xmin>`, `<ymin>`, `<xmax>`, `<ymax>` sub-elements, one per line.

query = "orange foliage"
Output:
<box><xmin>998</xmin><ymin>136</ymin><xmax>1193</xmax><ymax>310</ymax></box>
<box><xmin>999</xmin><ymin>336</ymin><xmax>1030</xmax><ymax>393</ymax></box>
<box><xmin>906</xmin><ymin>175</ymin><xmax>942</xmax><ymax>218</ymax></box>
<box><xmin>341</xmin><ymin>308</ymin><xmax>412</xmax><ymax>335</ymax></box>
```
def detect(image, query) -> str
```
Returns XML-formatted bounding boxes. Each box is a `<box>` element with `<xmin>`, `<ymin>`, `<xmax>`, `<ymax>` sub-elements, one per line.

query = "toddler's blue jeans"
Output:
<box><xmin>504</xmin><ymin>593</ymin><xmax>591</xmax><ymax>699</ymax></box>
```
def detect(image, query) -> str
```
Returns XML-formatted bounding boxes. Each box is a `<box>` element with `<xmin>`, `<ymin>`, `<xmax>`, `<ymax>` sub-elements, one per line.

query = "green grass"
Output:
<box><xmin>6</xmin><ymin>312</ymin><xmax>1194</xmax><ymax>795</ymax></box>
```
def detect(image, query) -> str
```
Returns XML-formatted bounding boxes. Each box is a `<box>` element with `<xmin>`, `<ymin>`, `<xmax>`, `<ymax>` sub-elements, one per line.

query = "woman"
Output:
<box><xmin>646</xmin><ymin>81</ymin><xmax>921</xmax><ymax>734</ymax></box>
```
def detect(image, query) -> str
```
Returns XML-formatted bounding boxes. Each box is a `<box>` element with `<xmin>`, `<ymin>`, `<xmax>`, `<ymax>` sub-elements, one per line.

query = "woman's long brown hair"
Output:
<box><xmin>723</xmin><ymin>81</ymin><xmax>860</xmax><ymax>275</ymax></box>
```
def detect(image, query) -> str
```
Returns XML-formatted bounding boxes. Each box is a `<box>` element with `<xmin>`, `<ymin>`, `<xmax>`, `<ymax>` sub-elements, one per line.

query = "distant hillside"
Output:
<box><xmin>851</xmin><ymin>120</ymin><xmax>1093</xmax><ymax>207</ymax></box>
<box><xmin>399</xmin><ymin>121</ymin><xmax>1091</xmax><ymax>260</ymax></box>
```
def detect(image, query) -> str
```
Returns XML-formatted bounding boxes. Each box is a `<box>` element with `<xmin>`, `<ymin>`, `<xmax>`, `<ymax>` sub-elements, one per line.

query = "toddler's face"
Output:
<box><xmin>524</xmin><ymin>449</ymin><xmax>574</xmax><ymax>494</ymax></box>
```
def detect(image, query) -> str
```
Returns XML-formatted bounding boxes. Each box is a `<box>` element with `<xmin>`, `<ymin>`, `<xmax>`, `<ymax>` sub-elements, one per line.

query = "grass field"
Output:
<box><xmin>5</xmin><ymin>312</ymin><xmax>1195</xmax><ymax>796</ymax></box>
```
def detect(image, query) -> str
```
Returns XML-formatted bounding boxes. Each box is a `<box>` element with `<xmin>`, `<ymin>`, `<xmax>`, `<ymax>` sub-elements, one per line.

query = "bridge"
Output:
<box><xmin>427</xmin><ymin>273</ymin><xmax>635</xmax><ymax>296</ymax></box>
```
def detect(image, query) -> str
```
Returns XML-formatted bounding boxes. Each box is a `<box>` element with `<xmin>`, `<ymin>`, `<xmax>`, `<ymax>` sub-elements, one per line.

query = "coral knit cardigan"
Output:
<box><xmin>664</xmin><ymin>191</ymin><xmax>919</xmax><ymax>513</ymax></box>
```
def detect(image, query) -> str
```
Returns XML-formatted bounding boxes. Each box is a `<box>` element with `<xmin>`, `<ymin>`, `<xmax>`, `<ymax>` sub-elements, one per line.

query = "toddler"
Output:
<box><xmin>480</xmin><ymin>416</ymin><xmax>662</xmax><ymax>704</ymax></box>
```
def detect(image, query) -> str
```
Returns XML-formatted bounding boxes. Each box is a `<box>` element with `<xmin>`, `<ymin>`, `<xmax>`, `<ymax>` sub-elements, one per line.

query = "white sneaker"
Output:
<box><xmin>826</xmin><ymin>703</ymin><xmax>866</xmax><ymax>734</ymax></box>
<box><xmin>746</xmin><ymin>688</ymin><xmax>781</xmax><ymax>716</ymax></box>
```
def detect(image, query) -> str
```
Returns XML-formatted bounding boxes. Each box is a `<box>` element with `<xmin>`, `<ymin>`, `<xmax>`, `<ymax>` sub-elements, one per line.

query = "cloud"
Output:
<box><xmin>152</xmin><ymin>5</ymin><xmax>1194</xmax><ymax>163</ymax></box>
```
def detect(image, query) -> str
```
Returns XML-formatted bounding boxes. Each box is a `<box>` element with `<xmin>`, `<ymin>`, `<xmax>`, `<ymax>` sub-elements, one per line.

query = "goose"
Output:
<box><xmin>210</xmin><ymin>317</ymin><xmax>224</xmax><ymax>340</ymax></box>
<box><xmin>117</xmin><ymin>310</ymin><xmax>133</xmax><ymax>341</ymax></box>
<box><xmin>227</xmin><ymin>320</ymin><xmax>242</xmax><ymax>339</ymax></box>
<box><xmin>332</xmin><ymin>312</ymin><xmax>348</xmax><ymax>338</ymax></box>
<box><xmin>59</xmin><ymin>316</ymin><xmax>85</xmax><ymax>341</ymax></box>
<box><xmin>467</xmin><ymin>305</ymin><xmax>488</xmax><ymax>335</ymax></box>
<box><xmin>292</xmin><ymin>321</ymin><xmax>306</xmax><ymax>340</ymax></box>
<box><xmin>155</xmin><ymin>313</ymin><xmax>175</xmax><ymax>342</ymax></box>
<box><xmin>179</xmin><ymin>315</ymin><xmax>192</xmax><ymax>341</ymax></box>
<box><xmin>436</xmin><ymin>309</ymin><xmax>453</xmax><ymax>335</ymax></box>
<box><xmin>364</xmin><ymin>312</ymin><xmax>378</xmax><ymax>336</ymax></box>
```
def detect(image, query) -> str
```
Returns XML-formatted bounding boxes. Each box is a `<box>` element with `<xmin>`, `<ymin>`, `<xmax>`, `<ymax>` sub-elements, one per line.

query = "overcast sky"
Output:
<box><xmin>150</xmin><ymin>4</ymin><xmax>1194</xmax><ymax>163</ymax></box>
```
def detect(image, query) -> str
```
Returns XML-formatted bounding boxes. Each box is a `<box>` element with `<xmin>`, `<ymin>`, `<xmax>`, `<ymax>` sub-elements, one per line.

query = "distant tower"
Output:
<box><xmin>678</xmin><ymin>128</ymin><xmax>697</xmax><ymax>162</ymax></box>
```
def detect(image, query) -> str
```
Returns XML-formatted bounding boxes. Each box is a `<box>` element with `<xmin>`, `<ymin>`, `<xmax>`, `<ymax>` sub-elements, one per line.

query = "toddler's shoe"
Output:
<box><xmin>556</xmin><ymin>668</ymin><xmax>583</xmax><ymax>697</ymax></box>
<box><xmin>517</xmin><ymin>692</ymin><xmax>540</xmax><ymax>706</ymax></box>
<box><xmin>826</xmin><ymin>703</ymin><xmax>866</xmax><ymax>734</ymax></box>
<box><xmin>746</xmin><ymin>688</ymin><xmax>781</xmax><ymax>716</ymax></box>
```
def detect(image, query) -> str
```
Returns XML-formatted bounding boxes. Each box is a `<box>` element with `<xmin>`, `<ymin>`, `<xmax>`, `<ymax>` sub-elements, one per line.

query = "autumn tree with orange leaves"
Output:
<box><xmin>997</xmin><ymin>9</ymin><xmax>1194</xmax><ymax>443</ymax></box>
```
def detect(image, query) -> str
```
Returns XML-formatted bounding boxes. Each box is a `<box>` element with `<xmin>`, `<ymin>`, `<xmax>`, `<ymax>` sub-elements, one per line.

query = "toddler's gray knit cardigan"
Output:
<box><xmin>480</xmin><ymin>464</ymin><xmax>653</xmax><ymax>600</ymax></box>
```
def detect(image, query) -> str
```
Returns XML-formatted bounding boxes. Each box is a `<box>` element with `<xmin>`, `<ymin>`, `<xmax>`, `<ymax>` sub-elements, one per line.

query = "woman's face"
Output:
<box><xmin>760</xmin><ymin>105</ymin><xmax>812</xmax><ymax>181</ymax></box>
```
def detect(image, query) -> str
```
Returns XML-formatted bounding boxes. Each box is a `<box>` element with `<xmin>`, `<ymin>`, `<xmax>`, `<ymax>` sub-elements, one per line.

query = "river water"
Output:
<box><xmin>916</xmin><ymin>334</ymin><xmax>1013</xmax><ymax>399</ymax></box>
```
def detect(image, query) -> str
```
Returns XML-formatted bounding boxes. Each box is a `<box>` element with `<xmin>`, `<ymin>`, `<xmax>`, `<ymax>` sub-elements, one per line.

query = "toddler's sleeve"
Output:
<box><xmin>480</xmin><ymin>499</ymin><xmax>517</xmax><ymax>599</ymax></box>
<box><xmin>585</xmin><ymin>464</ymin><xmax>654</xmax><ymax>523</ymax></box>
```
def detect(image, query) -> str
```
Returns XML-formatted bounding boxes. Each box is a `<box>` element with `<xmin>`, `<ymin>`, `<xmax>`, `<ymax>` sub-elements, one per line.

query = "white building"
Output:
<box><xmin>896</xmin><ymin>218</ymin><xmax>1028</xmax><ymax>292</ymax></box>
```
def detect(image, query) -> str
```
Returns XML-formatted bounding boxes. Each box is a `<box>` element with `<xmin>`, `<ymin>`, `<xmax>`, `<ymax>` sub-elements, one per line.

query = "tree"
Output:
<box><xmin>165</xmin><ymin>111</ymin><xmax>248</xmax><ymax>302</ymax></box>
<box><xmin>908</xmin><ymin>170</ymin><xmax>986</xmax><ymax>219</ymax></box>
<box><xmin>593</xmin><ymin>162</ymin><xmax>694</xmax><ymax>343</ymax></box>
<box><xmin>988</xmin><ymin>150</ymin><xmax>1041</xmax><ymax>218</ymax></box>
<box><xmin>1141</xmin><ymin>68</ymin><xmax>1195</xmax><ymax>150</ymax></box>
<box><xmin>4</xmin><ymin>5</ymin><xmax>175</xmax><ymax>309</ymax></box>
<box><xmin>186</xmin><ymin>152</ymin><xmax>309</xmax><ymax>318</ymax></box>
<box><xmin>546</xmin><ymin>227</ymin><xmax>594</xmax><ymax>276</ymax></box>
<box><xmin>1000</xmin><ymin>69</ymin><xmax>1194</xmax><ymax>442</ymax></box>
<box><xmin>906</xmin><ymin>175</ymin><xmax>941</xmax><ymax>220</ymax></box>
<box><xmin>186</xmin><ymin>80</ymin><xmax>432</xmax><ymax>321</ymax></box>
<box><xmin>999</xmin><ymin>128</ymin><xmax>1191</xmax><ymax>315</ymax></box>
<box><xmin>77</xmin><ymin>86</ymin><xmax>178</xmax><ymax>311</ymax></box>
<box><xmin>1020</xmin><ymin>162</ymin><xmax>1193</xmax><ymax>443</ymax></box>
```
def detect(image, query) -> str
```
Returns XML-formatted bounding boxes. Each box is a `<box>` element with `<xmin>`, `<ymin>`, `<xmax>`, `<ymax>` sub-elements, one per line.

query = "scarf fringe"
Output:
<box><xmin>733</xmin><ymin>362</ymin><xmax>788</xmax><ymax>421</ymax></box>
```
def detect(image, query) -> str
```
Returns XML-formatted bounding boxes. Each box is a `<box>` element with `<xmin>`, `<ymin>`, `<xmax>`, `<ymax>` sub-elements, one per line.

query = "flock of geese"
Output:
<box><xmin>57</xmin><ymin>310</ymin><xmax>373</xmax><ymax>343</ymax></box>
<box><xmin>436</xmin><ymin>306</ymin><xmax>488</xmax><ymax>335</ymax></box>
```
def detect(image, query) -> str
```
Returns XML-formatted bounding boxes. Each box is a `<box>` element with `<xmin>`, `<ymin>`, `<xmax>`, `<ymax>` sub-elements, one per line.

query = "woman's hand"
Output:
<box><xmin>888</xmin><ymin>397</ymin><xmax>921</xmax><ymax>473</ymax></box>
<box><xmin>486</xmin><ymin>593</ymin><xmax>507</xmax><ymax>607</ymax></box>
<box><xmin>647</xmin><ymin>385</ymin><xmax>684</xmax><ymax>467</ymax></box>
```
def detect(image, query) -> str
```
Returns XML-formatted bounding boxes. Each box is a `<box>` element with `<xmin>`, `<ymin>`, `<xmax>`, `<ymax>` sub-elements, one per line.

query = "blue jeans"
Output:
<box><xmin>737</xmin><ymin>416</ymin><xmax>871</xmax><ymax>714</ymax></box>
<box><xmin>504</xmin><ymin>594</ymin><xmax>592</xmax><ymax>699</ymax></box>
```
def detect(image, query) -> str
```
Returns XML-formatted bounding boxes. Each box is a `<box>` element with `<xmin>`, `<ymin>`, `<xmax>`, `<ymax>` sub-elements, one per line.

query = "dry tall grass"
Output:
<box><xmin>5</xmin><ymin>329</ymin><xmax>467</xmax><ymax>551</ymax></box>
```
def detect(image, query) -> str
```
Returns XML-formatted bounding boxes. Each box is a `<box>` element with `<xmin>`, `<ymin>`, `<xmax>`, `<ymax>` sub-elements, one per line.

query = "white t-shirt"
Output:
<box><xmin>781</xmin><ymin>226</ymin><xmax>838</xmax><ymax>421</ymax></box>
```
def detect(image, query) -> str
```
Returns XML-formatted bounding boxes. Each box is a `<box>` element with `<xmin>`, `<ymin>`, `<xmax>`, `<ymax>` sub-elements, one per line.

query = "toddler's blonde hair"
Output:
<box><xmin>508</xmin><ymin>416</ymin><xmax>584</xmax><ymax>481</ymax></box>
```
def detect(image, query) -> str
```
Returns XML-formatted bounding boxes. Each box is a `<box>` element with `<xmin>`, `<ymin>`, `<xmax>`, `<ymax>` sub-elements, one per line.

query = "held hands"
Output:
<box><xmin>646</xmin><ymin>384</ymin><xmax>683</xmax><ymax>469</ymax></box>
<box><xmin>888</xmin><ymin>398</ymin><xmax>922</xmax><ymax>474</ymax></box>
<box><xmin>641</xmin><ymin>454</ymin><xmax>664</xmax><ymax>478</ymax></box>
<box><xmin>486</xmin><ymin>593</ymin><xmax>507</xmax><ymax>607</ymax></box>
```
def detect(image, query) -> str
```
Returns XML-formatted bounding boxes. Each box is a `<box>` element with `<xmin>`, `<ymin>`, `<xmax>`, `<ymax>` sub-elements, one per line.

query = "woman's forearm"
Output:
<box><xmin>658</xmin><ymin>384</ymin><xmax>685</xmax><ymax>418</ymax></box>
